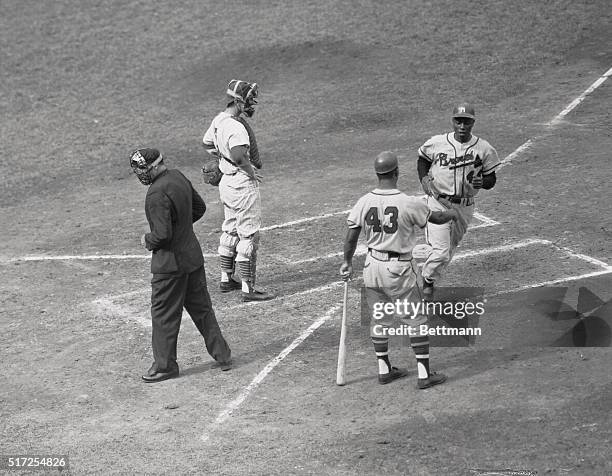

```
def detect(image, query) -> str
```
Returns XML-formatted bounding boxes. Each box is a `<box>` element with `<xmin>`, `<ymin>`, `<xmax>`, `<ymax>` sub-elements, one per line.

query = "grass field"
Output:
<box><xmin>1</xmin><ymin>1</ymin><xmax>612</xmax><ymax>475</ymax></box>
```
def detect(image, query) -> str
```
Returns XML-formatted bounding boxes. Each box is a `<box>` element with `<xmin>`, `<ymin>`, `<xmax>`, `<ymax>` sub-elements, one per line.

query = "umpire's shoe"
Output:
<box><xmin>242</xmin><ymin>289</ymin><xmax>275</xmax><ymax>302</ymax></box>
<box><xmin>378</xmin><ymin>366</ymin><xmax>409</xmax><ymax>385</ymax></box>
<box><xmin>417</xmin><ymin>371</ymin><xmax>447</xmax><ymax>389</ymax></box>
<box><xmin>141</xmin><ymin>364</ymin><xmax>179</xmax><ymax>383</ymax></box>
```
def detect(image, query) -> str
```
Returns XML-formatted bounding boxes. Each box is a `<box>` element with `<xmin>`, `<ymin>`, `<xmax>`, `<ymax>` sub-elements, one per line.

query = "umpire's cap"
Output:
<box><xmin>130</xmin><ymin>148</ymin><xmax>163</xmax><ymax>168</ymax></box>
<box><xmin>374</xmin><ymin>151</ymin><xmax>398</xmax><ymax>174</ymax></box>
<box><xmin>452</xmin><ymin>103</ymin><xmax>476</xmax><ymax>120</ymax></box>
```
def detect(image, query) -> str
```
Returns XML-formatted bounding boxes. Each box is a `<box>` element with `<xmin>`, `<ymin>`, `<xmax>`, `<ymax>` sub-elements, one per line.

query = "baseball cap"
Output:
<box><xmin>452</xmin><ymin>103</ymin><xmax>476</xmax><ymax>120</ymax></box>
<box><xmin>374</xmin><ymin>151</ymin><xmax>398</xmax><ymax>174</ymax></box>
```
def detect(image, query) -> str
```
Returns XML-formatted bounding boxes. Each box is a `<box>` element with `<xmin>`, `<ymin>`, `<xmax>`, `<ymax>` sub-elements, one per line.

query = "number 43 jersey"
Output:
<box><xmin>347</xmin><ymin>189</ymin><xmax>430</xmax><ymax>255</ymax></box>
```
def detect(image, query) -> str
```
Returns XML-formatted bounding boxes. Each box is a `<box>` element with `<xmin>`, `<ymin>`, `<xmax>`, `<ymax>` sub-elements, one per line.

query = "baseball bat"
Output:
<box><xmin>336</xmin><ymin>281</ymin><xmax>349</xmax><ymax>386</ymax></box>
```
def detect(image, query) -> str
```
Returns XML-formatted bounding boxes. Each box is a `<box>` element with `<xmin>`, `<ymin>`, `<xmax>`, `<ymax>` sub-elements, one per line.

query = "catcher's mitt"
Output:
<box><xmin>202</xmin><ymin>155</ymin><xmax>223</xmax><ymax>186</ymax></box>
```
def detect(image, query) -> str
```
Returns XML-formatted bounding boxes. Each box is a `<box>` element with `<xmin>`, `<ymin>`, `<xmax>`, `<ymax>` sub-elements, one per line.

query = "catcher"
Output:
<box><xmin>201</xmin><ymin>79</ymin><xmax>274</xmax><ymax>302</ymax></box>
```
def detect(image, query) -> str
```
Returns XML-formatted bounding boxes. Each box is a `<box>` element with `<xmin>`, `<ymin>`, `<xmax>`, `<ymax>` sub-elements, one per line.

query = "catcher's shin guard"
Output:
<box><xmin>219</xmin><ymin>232</ymin><xmax>239</xmax><ymax>274</ymax></box>
<box><xmin>236</xmin><ymin>232</ymin><xmax>259</xmax><ymax>285</ymax></box>
<box><xmin>237</xmin><ymin>253</ymin><xmax>257</xmax><ymax>290</ymax></box>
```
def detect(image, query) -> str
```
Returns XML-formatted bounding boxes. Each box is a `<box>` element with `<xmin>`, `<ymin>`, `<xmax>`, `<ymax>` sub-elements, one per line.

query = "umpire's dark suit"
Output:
<box><xmin>144</xmin><ymin>169</ymin><xmax>231</xmax><ymax>372</ymax></box>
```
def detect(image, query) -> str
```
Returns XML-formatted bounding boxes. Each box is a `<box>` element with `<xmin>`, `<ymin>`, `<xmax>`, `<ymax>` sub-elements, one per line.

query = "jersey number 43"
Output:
<box><xmin>364</xmin><ymin>206</ymin><xmax>399</xmax><ymax>233</ymax></box>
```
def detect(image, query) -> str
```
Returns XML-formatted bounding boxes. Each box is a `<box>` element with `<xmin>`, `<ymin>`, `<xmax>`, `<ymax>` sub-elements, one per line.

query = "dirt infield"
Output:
<box><xmin>2</xmin><ymin>1</ymin><xmax>612</xmax><ymax>475</ymax></box>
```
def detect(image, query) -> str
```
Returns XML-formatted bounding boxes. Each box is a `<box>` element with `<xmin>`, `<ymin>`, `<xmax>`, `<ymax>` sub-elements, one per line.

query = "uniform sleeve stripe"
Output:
<box><xmin>482</xmin><ymin>163</ymin><xmax>500</xmax><ymax>174</ymax></box>
<box><xmin>418</xmin><ymin>149</ymin><xmax>432</xmax><ymax>162</ymax></box>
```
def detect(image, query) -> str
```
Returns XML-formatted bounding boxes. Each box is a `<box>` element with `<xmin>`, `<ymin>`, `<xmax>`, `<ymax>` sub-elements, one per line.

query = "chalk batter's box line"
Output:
<box><xmin>273</xmin><ymin>210</ymin><xmax>499</xmax><ymax>265</ymax></box>
<box><xmin>1</xmin><ymin>210</ymin><xmax>499</xmax><ymax>265</ymax></box>
<box><xmin>91</xmin><ymin>237</ymin><xmax>611</xmax><ymax>330</ymax></box>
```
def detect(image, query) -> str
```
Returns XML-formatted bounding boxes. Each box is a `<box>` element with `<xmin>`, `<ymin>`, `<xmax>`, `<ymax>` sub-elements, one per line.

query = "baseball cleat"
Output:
<box><xmin>378</xmin><ymin>366</ymin><xmax>409</xmax><ymax>385</ymax></box>
<box><xmin>417</xmin><ymin>371</ymin><xmax>447</xmax><ymax>389</ymax></box>
<box><xmin>220</xmin><ymin>280</ymin><xmax>242</xmax><ymax>293</ymax></box>
<box><xmin>242</xmin><ymin>289</ymin><xmax>276</xmax><ymax>302</ymax></box>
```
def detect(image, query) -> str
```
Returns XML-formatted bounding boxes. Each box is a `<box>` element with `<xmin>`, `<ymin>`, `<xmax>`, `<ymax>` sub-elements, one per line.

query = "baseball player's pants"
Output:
<box><xmin>422</xmin><ymin>195</ymin><xmax>474</xmax><ymax>283</ymax></box>
<box><xmin>363</xmin><ymin>254</ymin><xmax>427</xmax><ymax>338</ymax></box>
<box><xmin>219</xmin><ymin>173</ymin><xmax>261</xmax><ymax>239</ymax></box>
<box><xmin>150</xmin><ymin>266</ymin><xmax>231</xmax><ymax>371</ymax></box>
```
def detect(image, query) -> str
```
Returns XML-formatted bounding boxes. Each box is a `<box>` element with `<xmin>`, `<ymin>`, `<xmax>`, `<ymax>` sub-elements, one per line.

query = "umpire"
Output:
<box><xmin>130</xmin><ymin>148</ymin><xmax>232</xmax><ymax>383</ymax></box>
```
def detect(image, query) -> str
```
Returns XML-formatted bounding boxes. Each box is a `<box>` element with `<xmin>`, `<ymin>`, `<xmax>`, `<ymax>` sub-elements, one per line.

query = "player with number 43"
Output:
<box><xmin>339</xmin><ymin>151</ymin><xmax>464</xmax><ymax>388</ymax></box>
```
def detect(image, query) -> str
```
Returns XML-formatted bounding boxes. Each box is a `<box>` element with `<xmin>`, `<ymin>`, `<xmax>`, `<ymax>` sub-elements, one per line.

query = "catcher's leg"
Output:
<box><xmin>236</xmin><ymin>232</ymin><xmax>274</xmax><ymax>301</ymax></box>
<box><xmin>234</xmin><ymin>184</ymin><xmax>273</xmax><ymax>301</ymax></box>
<box><xmin>218</xmin><ymin>181</ymin><xmax>242</xmax><ymax>291</ymax></box>
<box><xmin>218</xmin><ymin>232</ymin><xmax>241</xmax><ymax>291</ymax></box>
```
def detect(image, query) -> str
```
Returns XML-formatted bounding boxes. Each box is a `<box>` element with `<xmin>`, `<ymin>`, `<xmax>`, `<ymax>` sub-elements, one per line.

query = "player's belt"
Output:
<box><xmin>437</xmin><ymin>194</ymin><xmax>474</xmax><ymax>206</ymax></box>
<box><xmin>368</xmin><ymin>249</ymin><xmax>412</xmax><ymax>262</ymax></box>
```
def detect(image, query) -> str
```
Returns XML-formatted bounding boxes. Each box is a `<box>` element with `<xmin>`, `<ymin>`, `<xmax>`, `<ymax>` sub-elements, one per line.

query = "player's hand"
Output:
<box><xmin>339</xmin><ymin>262</ymin><xmax>353</xmax><ymax>281</ymax></box>
<box><xmin>140</xmin><ymin>233</ymin><xmax>147</xmax><ymax>248</ymax></box>
<box><xmin>421</xmin><ymin>176</ymin><xmax>433</xmax><ymax>196</ymax></box>
<box><xmin>471</xmin><ymin>175</ymin><xmax>483</xmax><ymax>189</ymax></box>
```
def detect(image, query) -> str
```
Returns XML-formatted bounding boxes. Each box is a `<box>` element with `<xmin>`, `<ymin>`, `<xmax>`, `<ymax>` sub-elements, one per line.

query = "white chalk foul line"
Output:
<box><xmin>2</xmin><ymin>253</ymin><xmax>217</xmax><ymax>263</ymax></box>
<box><xmin>492</xmin><ymin>268</ymin><xmax>612</xmax><ymax>296</ymax></box>
<box><xmin>452</xmin><ymin>238</ymin><xmax>549</xmax><ymax>260</ymax></box>
<box><xmin>260</xmin><ymin>210</ymin><xmax>350</xmax><ymax>231</ymax></box>
<box><xmin>287</xmin><ymin>214</ymin><xmax>500</xmax><ymax>265</ymax></box>
<box><xmin>201</xmin><ymin>303</ymin><xmax>342</xmax><ymax>442</ymax></box>
<box><xmin>552</xmin><ymin>244</ymin><xmax>612</xmax><ymax>270</ymax></box>
<box><xmin>472</xmin><ymin>212</ymin><xmax>500</xmax><ymax>227</ymax></box>
<box><xmin>549</xmin><ymin>65</ymin><xmax>612</xmax><ymax>127</ymax></box>
<box><xmin>500</xmin><ymin>64</ymin><xmax>612</xmax><ymax>169</ymax></box>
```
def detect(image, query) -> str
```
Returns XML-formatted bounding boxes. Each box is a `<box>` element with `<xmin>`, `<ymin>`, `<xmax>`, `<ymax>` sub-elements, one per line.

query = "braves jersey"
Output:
<box><xmin>347</xmin><ymin>189</ymin><xmax>430</xmax><ymax>254</ymax></box>
<box><xmin>203</xmin><ymin>112</ymin><xmax>250</xmax><ymax>176</ymax></box>
<box><xmin>418</xmin><ymin>133</ymin><xmax>500</xmax><ymax>197</ymax></box>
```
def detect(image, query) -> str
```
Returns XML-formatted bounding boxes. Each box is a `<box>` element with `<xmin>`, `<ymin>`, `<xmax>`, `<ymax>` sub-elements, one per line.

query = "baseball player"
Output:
<box><xmin>202</xmin><ymin>79</ymin><xmax>274</xmax><ymax>302</ymax></box>
<box><xmin>418</xmin><ymin>103</ymin><xmax>500</xmax><ymax>299</ymax></box>
<box><xmin>340</xmin><ymin>151</ymin><xmax>463</xmax><ymax>388</ymax></box>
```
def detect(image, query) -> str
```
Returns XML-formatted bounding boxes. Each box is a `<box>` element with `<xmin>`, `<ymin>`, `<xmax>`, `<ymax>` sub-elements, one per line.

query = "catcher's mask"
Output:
<box><xmin>226</xmin><ymin>79</ymin><xmax>258</xmax><ymax>117</ymax></box>
<box><xmin>130</xmin><ymin>148</ymin><xmax>163</xmax><ymax>185</ymax></box>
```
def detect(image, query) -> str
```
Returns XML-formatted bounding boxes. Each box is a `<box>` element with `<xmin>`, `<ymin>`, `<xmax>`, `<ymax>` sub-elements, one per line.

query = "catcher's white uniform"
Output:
<box><xmin>418</xmin><ymin>132</ymin><xmax>500</xmax><ymax>283</ymax></box>
<box><xmin>203</xmin><ymin>111</ymin><xmax>261</xmax><ymax>238</ymax></box>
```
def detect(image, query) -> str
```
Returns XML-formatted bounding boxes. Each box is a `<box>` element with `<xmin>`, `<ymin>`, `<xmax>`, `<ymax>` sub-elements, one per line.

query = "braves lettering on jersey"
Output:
<box><xmin>418</xmin><ymin>133</ymin><xmax>500</xmax><ymax>197</ymax></box>
<box><xmin>347</xmin><ymin>189</ymin><xmax>430</xmax><ymax>254</ymax></box>
<box><xmin>202</xmin><ymin>111</ymin><xmax>250</xmax><ymax>176</ymax></box>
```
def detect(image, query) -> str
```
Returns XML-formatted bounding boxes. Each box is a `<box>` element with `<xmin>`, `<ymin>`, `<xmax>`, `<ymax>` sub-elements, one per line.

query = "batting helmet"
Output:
<box><xmin>452</xmin><ymin>103</ymin><xmax>476</xmax><ymax>120</ymax></box>
<box><xmin>374</xmin><ymin>151</ymin><xmax>398</xmax><ymax>174</ymax></box>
